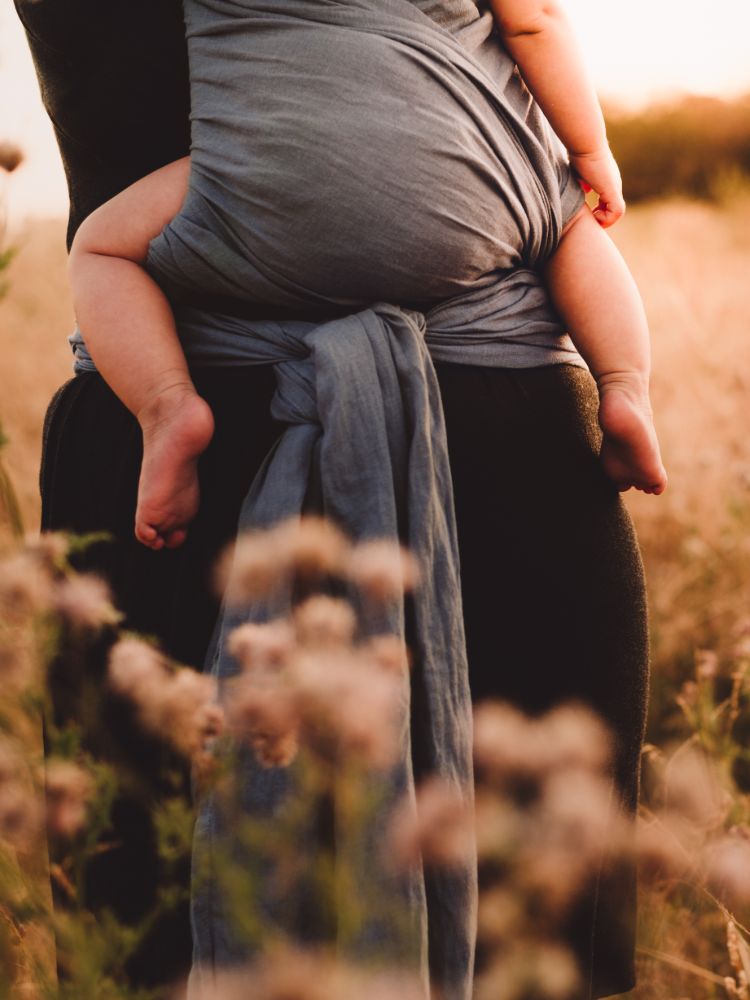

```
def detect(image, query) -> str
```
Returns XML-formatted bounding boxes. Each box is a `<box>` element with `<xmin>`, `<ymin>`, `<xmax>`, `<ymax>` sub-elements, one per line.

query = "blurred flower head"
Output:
<box><xmin>346</xmin><ymin>539</ymin><xmax>419</xmax><ymax>603</ymax></box>
<box><xmin>45</xmin><ymin>759</ymin><xmax>94</xmax><ymax>838</ymax></box>
<box><xmin>388</xmin><ymin>775</ymin><xmax>474</xmax><ymax>870</ymax></box>
<box><xmin>108</xmin><ymin>637</ymin><xmax>223</xmax><ymax>760</ymax></box>
<box><xmin>0</xmin><ymin>142</ymin><xmax>23</xmax><ymax>174</ymax></box>
<box><xmin>217</xmin><ymin>517</ymin><xmax>351</xmax><ymax>604</ymax></box>
<box><xmin>52</xmin><ymin>573</ymin><xmax>121</xmax><ymax>630</ymax></box>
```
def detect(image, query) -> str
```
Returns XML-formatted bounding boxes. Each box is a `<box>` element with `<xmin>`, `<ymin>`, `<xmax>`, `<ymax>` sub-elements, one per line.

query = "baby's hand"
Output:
<box><xmin>569</xmin><ymin>146</ymin><xmax>625</xmax><ymax>228</ymax></box>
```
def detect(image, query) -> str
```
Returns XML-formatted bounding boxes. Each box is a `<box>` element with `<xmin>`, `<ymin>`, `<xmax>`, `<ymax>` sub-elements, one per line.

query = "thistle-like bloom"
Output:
<box><xmin>52</xmin><ymin>574</ymin><xmax>122</xmax><ymax>630</ymax></box>
<box><xmin>0</xmin><ymin>550</ymin><xmax>53</xmax><ymax>621</ymax></box>
<box><xmin>108</xmin><ymin>638</ymin><xmax>223</xmax><ymax>760</ymax></box>
<box><xmin>225</xmin><ymin>676</ymin><xmax>300</xmax><ymax>768</ymax></box>
<box><xmin>228</xmin><ymin>620</ymin><xmax>295</xmax><ymax>674</ymax></box>
<box><xmin>388</xmin><ymin>775</ymin><xmax>474</xmax><ymax>869</ymax></box>
<box><xmin>293</xmin><ymin>596</ymin><xmax>357</xmax><ymax>648</ymax></box>
<box><xmin>0</xmin><ymin>739</ymin><xmax>40</xmax><ymax>848</ymax></box>
<box><xmin>705</xmin><ymin>834</ymin><xmax>750</xmax><ymax>905</ymax></box>
<box><xmin>473</xmin><ymin>700</ymin><xmax>613</xmax><ymax>785</ymax></box>
<box><xmin>217</xmin><ymin>517</ymin><xmax>351</xmax><ymax>604</ymax></box>
<box><xmin>662</xmin><ymin>745</ymin><xmax>729</xmax><ymax>828</ymax></box>
<box><xmin>346</xmin><ymin>539</ymin><xmax>419</xmax><ymax>603</ymax></box>
<box><xmin>45</xmin><ymin>759</ymin><xmax>94</xmax><ymax>838</ymax></box>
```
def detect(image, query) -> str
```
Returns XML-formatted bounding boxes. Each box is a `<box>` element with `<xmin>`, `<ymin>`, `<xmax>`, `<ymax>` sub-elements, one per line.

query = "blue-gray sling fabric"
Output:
<box><xmin>71</xmin><ymin>1</ymin><xmax>586</xmax><ymax>997</ymax></box>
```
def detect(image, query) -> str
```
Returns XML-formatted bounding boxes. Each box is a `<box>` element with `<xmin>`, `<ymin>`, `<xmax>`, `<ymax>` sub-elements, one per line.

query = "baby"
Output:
<box><xmin>69</xmin><ymin>0</ymin><xmax>667</xmax><ymax>551</ymax></box>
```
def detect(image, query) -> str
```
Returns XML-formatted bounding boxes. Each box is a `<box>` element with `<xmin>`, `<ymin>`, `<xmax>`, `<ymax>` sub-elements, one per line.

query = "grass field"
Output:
<box><xmin>2</xmin><ymin>199</ymin><xmax>750</xmax><ymax>996</ymax></box>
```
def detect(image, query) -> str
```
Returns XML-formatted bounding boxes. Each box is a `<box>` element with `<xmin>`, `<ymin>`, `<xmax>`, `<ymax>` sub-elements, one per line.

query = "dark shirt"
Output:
<box><xmin>14</xmin><ymin>0</ymin><xmax>191</xmax><ymax>248</ymax></box>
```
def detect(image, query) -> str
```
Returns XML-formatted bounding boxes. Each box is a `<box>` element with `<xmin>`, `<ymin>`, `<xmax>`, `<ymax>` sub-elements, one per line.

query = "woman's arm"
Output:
<box><xmin>489</xmin><ymin>0</ymin><xmax>624</xmax><ymax>227</ymax></box>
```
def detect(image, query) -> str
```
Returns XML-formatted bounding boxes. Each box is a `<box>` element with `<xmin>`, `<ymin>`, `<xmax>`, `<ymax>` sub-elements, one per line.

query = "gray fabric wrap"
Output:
<box><xmin>70</xmin><ymin>2</ymin><xmax>587</xmax><ymax>998</ymax></box>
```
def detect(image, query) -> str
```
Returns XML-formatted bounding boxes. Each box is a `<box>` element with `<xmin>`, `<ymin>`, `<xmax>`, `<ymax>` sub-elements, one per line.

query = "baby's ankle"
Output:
<box><xmin>137</xmin><ymin>380</ymin><xmax>199</xmax><ymax>431</ymax></box>
<box><xmin>597</xmin><ymin>370</ymin><xmax>651</xmax><ymax>407</ymax></box>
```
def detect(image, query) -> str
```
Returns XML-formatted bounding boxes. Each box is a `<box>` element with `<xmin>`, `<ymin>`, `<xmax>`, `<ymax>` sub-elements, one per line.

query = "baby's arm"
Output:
<box><xmin>489</xmin><ymin>0</ymin><xmax>623</xmax><ymax>227</ymax></box>
<box><xmin>69</xmin><ymin>158</ymin><xmax>215</xmax><ymax>549</ymax></box>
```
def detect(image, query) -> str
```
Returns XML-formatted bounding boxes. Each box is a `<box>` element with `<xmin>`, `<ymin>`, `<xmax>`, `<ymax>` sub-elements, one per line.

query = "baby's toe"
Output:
<box><xmin>164</xmin><ymin>528</ymin><xmax>188</xmax><ymax>549</ymax></box>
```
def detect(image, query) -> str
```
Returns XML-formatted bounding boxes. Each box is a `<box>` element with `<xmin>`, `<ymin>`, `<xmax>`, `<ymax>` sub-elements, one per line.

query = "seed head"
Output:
<box><xmin>45</xmin><ymin>759</ymin><xmax>93</xmax><ymax>838</ymax></box>
<box><xmin>388</xmin><ymin>776</ymin><xmax>474</xmax><ymax>869</ymax></box>
<box><xmin>346</xmin><ymin>539</ymin><xmax>419</xmax><ymax>603</ymax></box>
<box><xmin>293</xmin><ymin>595</ymin><xmax>357</xmax><ymax>648</ymax></box>
<box><xmin>227</xmin><ymin>621</ymin><xmax>295</xmax><ymax>673</ymax></box>
<box><xmin>52</xmin><ymin>574</ymin><xmax>121</xmax><ymax>630</ymax></box>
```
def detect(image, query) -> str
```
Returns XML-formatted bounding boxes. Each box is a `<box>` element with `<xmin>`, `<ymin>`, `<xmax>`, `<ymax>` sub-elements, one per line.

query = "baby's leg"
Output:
<box><xmin>69</xmin><ymin>159</ymin><xmax>214</xmax><ymax>549</ymax></box>
<box><xmin>544</xmin><ymin>206</ymin><xmax>667</xmax><ymax>494</ymax></box>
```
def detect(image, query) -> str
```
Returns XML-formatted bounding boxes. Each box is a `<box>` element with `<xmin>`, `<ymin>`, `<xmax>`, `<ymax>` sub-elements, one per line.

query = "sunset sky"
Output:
<box><xmin>2</xmin><ymin>0</ymin><xmax>750</xmax><ymax>224</ymax></box>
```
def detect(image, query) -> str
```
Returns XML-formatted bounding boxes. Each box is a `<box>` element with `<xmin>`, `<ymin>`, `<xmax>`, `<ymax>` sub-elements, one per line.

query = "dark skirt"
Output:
<box><xmin>40</xmin><ymin>361</ymin><xmax>647</xmax><ymax>998</ymax></box>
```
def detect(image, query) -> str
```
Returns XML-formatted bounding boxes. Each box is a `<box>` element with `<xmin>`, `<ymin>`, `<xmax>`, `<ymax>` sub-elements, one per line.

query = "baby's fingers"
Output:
<box><xmin>592</xmin><ymin>192</ymin><xmax>626</xmax><ymax>228</ymax></box>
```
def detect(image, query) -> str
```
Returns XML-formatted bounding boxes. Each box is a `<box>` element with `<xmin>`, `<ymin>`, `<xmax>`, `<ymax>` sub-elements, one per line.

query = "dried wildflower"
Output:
<box><xmin>473</xmin><ymin>701</ymin><xmax>542</xmax><ymax>781</ymax></box>
<box><xmin>0</xmin><ymin>738</ymin><xmax>22</xmax><ymax>785</ymax></box>
<box><xmin>388</xmin><ymin>776</ymin><xmax>474</xmax><ymax>869</ymax></box>
<box><xmin>473</xmin><ymin>789</ymin><xmax>523</xmax><ymax>859</ymax></box>
<box><xmin>225</xmin><ymin>677</ymin><xmax>300</xmax><ymax>768</ymax></box>
<box><xmin>228</xmin><ymin>621</ymin><xmax>295</xmax><ymax>673</ymax></box>
<box><xmin>146</xmin><ymin>668</ymin><xmax>222</xmax><ymax>759</ymax></box>
<box><xmin>538</xmin><ymin>769</ymin><xmax>615</xmax><ymax>857</ymax></box>
<box><xmin>635</xmin><ymin>816</ymin><xmax>693</xmax><ymax>883</ymax></box>
<box><xmin>476</xmin><ymin>942</ymin><xmax>581</xmax><ymax>1000</ymax></box>
<box><xmin>23</xmin><ymin>531</ymin><xmax>69</xmax><ymax>568</ymax></box>
<box><xmin>215</xmin><ymin>533</ymin><xmax>283</xmax><ymax>603</ymax></box>
<box><xmin>663</xmin><ymin>746</ymin><xmax>729</xmax><ymax>827</ymax></box>
<box><xmin>109</xmin><ymin>639</ymin><xmax>222</xmax><ymax>760</ymax></box>
<box><xmin>532</xmin><ymin>943</ymin><xmax>582</xmax><ymax>999</ymax></box>
<box><xmin>278</xmin><ymin>516</ymin><xmax>351</xmax><ymax>579</ymax></box>
<box><xmin>52</xmin><ymin>574</ymin><xmax>121</xmax><ymax>630</ymax></box>
<box><xmin>292</xmin><ymin>648</ymin><xmax>403</xmax><ymax>769</ymax></box>
<box><xmin>218</xmin><ymin>517</ymin><xmax>351</xmax><ymax>603</ymax></box>
<box><xmin>0</xmin><ymin>743</ymin><xmax>41</xmax><ymax>848</ymax></box>
<box><xmin>0</xmin><ymin>142</ymin><xmax>22</xmax><ymax>173</ymax></box>
<box><xmin>725</xmin><ymin>978</ymin><xmax>741</xmax><ymax>1000</ymax></box>
<box><xmin>360</xmin><ymin>634</ymin><xmax>411</xmax><ymax>674</ymax></box>
<box><xmin>675</xmin><ymin>680</ymin><xmax>699</xmax><ymax>715</ymax></box>
<box><xmin>0</xmin><ymin>781</ymin><xmax>41</xmax><ymax>848</ymax></box>
<box><xmin>477</xmin><ymin>885</ymin><xmax>524</xmax><ymax>945</ymax></box>
<box><xmin>109</xmin><ymin>637</ymin><xmax>169</xmax><ymax>701</ymax></box>
<box><xmin>347</xmin><ymin>539</ymin><xmax>419</xmax><ymax>603</ymax></box>
<box><xmin>293</xmin><ymin>595</ymin><xmax>357</xmax><ymax>648</ymax></box>
<box><xmin>536</xmin><ymin>703</ymin><xmax>613</xmax><ymax>775</ymax></box>
<box><xmin>696</xmin><ymin>648</ymin><xmax>719</xmax><ymax>679</ymax></box>
<box><xmin>705</xmin><ymin>836</ymin><xmax>750</xmax><ymax>904</ymax></box>
<box><xmin>0</xmin><ymin>640</ymin><xmax>35</xmax><ymax>691</ymax></box>
<box><xmin>0</xmin><ymin>550</ymin><xmax>53</xmax><ymax>620</ymax></box>
<box><xmin>45</xmin><ymin>760</ymin><xmax>93</xmax><ymax>838</ymax></box>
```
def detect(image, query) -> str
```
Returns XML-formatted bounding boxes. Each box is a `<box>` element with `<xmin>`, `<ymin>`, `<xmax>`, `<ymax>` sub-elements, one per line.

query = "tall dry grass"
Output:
<box><xmin>0</xmin><ymin>219</ymin><xmax>73</xmax><ymax>541</ymax></box>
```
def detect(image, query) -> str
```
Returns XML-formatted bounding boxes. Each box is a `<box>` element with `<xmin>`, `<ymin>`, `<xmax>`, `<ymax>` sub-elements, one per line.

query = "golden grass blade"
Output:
<box><xmin>637</xmin><ymin>945</ymin><xmax>728</xmax><ymax>986</ymax></box>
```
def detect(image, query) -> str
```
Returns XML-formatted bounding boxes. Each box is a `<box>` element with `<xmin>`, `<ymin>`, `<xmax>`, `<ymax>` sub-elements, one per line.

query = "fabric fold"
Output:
<box><xmin>182</xmin><ymin>303</ymin><xmax>476</xmax><ymax>1000</ymax></box>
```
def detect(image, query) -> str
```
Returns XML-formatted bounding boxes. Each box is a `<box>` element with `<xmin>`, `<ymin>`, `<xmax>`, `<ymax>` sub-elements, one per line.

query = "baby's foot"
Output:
<box><xmin>135</xmin><ymin>385</ymin><xmax>215</xmax><ymax>550</ymax></box>
<box><xmin>598</xmin><ymin>372</ymin><xmax>667</xmax><ymax>495</ymax></box>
